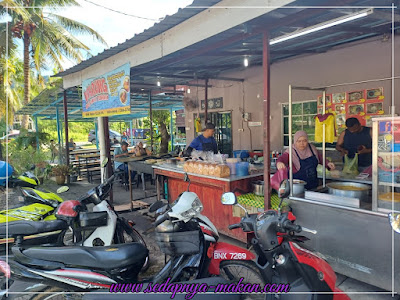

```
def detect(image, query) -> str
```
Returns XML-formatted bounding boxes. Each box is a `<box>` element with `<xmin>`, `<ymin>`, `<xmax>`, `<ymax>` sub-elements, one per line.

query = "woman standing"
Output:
<box><xmin>277</xmin><ymin>131</ymin><xmax>335</xmax><ymax>190</ymax></box>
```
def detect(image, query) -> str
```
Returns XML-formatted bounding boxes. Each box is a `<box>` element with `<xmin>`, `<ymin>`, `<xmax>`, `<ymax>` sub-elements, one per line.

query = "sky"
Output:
<box><xmin>2</xmin><ymin>0</ymin><xmax>193</xmax><ymax>71</ymax></box>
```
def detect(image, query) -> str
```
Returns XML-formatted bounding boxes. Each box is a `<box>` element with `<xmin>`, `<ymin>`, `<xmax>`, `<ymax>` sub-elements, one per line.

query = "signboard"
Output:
<box><xmin>82</xmin><ymin>64</ymin><xmax>131</xmax><ymax>118</ymax></box>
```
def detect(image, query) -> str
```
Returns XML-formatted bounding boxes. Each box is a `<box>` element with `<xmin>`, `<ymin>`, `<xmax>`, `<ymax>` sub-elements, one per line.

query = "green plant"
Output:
<box><xmin>7</xmin><ymin>144</ymin><xmax>50</xmax><ymax>174</ymax></box>
<box><xmin>13</xmin><ymin>129</ymin><xmax>50</xmax><ymax>149</ymax></box>
<box><xmin>51</xmin><ymin>164</ymin><xmax>70</xmax><ymax>177</ymax></box>
<box><xmin>68</xmin><ymin>165</ymin><xmax>78</xmax><ymax>176</ymax></box>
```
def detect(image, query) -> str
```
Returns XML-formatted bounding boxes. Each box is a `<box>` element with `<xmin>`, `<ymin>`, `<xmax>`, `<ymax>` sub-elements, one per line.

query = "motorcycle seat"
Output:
<box><xmin>0</xmin><ymin>220</ymin><xmax>68</xmax><ymax>238</ymax></box>
<box><xmin>21</xmin><ymin>242</ymin><xmax>148</xmax><ymax>270</ymax></box>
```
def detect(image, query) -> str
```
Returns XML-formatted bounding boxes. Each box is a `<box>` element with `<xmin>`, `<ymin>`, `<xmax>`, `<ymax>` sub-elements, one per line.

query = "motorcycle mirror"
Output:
<box><xmin>149</xmin><ymin>200</ymin><xmax>167</xmax><ymax>213</ymax></box>
<box><xmin>278</xmin><ymin>179</ymin><xmax>290</xmax><ymax>199</ymax></box>
<box><xmin>221</xmin><ymin>192</ymin><xmax>237</xmax><ymax>205</ymax></box>
<box><xmin>30</xmin><ymin>165</ymin><xmax>36</xmax><ymax>171</ymax></box>
<box><xmin>389</xmin><ymin>213</ymin><xmax>400</xmax><ymax>234</ymax></box>
<box><xmin>184</xmin><ymin>173</ymin><xmax>190</xmax><ymax>182</ymax></box>
<box><xmin>101</xmin><ymin>157</ymin><xmax>109</xmax><ymax>168</ymax></box>
<box><xmin>57</xmin><ymin>186</ymin><xmax>69</xmax><ymax>194</ymax></box>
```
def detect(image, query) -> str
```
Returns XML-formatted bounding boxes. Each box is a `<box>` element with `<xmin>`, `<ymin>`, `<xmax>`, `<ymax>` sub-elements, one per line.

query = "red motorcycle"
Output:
<box><xmin>220</xmin><ymin>179</ymin><xmax>351</xmax><ymax>300</ymax></box>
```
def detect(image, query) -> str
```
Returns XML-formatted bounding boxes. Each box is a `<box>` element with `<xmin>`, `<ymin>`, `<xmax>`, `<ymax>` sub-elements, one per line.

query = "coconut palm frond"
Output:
<box><xmin>47</xmin><ymin>13</ymin><xmax>107</xmax><ymax>46</ymax></box>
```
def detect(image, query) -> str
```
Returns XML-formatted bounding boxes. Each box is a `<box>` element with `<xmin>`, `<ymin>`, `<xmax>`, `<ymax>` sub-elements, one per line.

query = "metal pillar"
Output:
<box><xmin>130</xmin><ymin>120</ymin><xmax>134</xmax><ymax>146</ymax></box>
<box><xmin>170</xmin><ymin>108</ymin><xmax>174</xmax><ymax>151</ymax></box>
<box><xmin>204</xmin><ymin>79</ymin><xmax>209</xmax><ymax>125</ymax></box>
<box><xmin>262</xmin><ymin>32</ymin><xmax>271</xmax><ymax>208</ymax></box>
<box><xmin>289</xmin><ymin>85</ymin><xmax>293</xmax><ymax>196</ymax></box>
<box><xmin>98</xmin><ymin>117</ymin><xmax>106</xmax><ymax>182</ymax></box>
<box><xmin>149</xmin><ymin>93</ymin><xmax>153</xmax><ymax>151</ymax></box>
<box><xmin>322</xmin><ymin>90</ymin><xmax>326</xmax><ymax>187</ymax></box>
<box><xmin>103</xmin><ymin>117</ymin><xmax>113</xmax><ymax>204</ymax></box>
<box><xmin>34</xmin><ymin>116</ymin><xmax>39</xmax><ymax>152</ymax></box>
<box><xmin>63</xmin><ymin>90</ymin><xmax>70</xmax><ymax>183</ymax></box>
<box><xmin>95</xmin><ymin>121</ymin><xmax>99</xmax><ymax>149</ymax></box>
<box><xmin>56</xmin><ymin>108</ymin><xmax>61</xmax><ymax>145</ymax></box>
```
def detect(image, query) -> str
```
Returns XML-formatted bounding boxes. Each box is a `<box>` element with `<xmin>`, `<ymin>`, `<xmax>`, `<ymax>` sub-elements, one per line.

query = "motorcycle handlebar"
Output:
<box><xmin>228</xmin><ymin>223</ymin><xmax>241</xmax><ymax>230</ymax></box>
<box><xmin>154</xmin><ymin>214</ymin><xmax>169</xmax><ymax>227</ymax></box>
<box><xmin>282</xmin><ymin>221</ymin><xmax>302</xmax><ymax>233</ymax></box>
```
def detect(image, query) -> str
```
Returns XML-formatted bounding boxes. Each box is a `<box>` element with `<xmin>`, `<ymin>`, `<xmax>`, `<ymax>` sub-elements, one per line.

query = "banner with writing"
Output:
<box><xmin>82</xmin><ymin>64</ymin><xmax>131</xmax><ymax>118</ymax></box>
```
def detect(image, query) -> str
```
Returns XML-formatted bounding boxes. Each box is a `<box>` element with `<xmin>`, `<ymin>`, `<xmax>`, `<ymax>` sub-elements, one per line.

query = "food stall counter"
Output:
<box><xmin>153</xmin><ymin>164</ymin><xmax>263</xmax><ymax>241</ymax></box>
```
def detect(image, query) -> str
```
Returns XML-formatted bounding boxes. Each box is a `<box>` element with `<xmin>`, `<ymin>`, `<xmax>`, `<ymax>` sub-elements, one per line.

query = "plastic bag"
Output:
<box><xmin>343</xmin><ymin>154</ymin><xmax>359</xmax><ymax>176</ymax></box>
<box><xmin>270</xmin><ymin>169</ymin><xmax>288</xmax><ymax>191</ymax></box>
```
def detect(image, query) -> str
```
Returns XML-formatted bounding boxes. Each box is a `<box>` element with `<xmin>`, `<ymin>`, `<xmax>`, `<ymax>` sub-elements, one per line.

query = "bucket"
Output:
<box><xmin>227</xmin><ymin>163</ymin><xmax>236</xmax><ymax>175</ymax></box>
<box><xmin>233</xmin><ymin>150</ymin><xmax>250</xmax><ymax>159</ymax></box>
<box><xmin>236</xmin><ymin>162</ymin><xmax>249</xmax><ymax>176</ymax></box>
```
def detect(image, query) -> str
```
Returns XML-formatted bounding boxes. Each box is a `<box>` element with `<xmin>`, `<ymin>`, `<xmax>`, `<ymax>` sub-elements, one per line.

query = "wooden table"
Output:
<box><xmin>77</xmin><ymin>153</ymin><xmax>101</xmax><ymax>182</ymax></box>
<box><xmin>153</xmin><ymin>165</ymin><xmax>263</xmax><ymax>242</ymax></box>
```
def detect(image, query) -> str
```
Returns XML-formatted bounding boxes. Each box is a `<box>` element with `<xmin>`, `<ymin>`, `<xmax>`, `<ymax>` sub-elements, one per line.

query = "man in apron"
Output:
<box><xmin>184</xmin><ymin>123</ymin><xmax>218</xmax><ymax>156</ymax></box>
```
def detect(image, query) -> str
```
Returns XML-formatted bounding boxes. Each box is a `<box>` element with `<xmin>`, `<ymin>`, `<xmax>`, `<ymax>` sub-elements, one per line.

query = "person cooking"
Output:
<box><xmin>277</xmin><ymin>131</ymin><xmax>335</xmax><ymax>190</ymax></box>
<box><xmin>184</xmin><ymin>123</ymin><xmax>218</xmax><ymax>156</ymax></box>
<box><xmin>336</xmin><ymin>117</ymin><xmax>372</xmax><ymax>172</ymax></box>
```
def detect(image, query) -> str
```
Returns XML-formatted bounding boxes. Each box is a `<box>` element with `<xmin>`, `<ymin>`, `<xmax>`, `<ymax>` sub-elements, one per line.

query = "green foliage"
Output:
<box><xmin>7</xmin><ymin>143</ymin><xmax>50</xmax><ymax>174</ymax></box>
<box><xmin>143</xmin><ymin>111</ymin><xmax>171</xmax><ymax>153</ymax></box>
<box><xmin>38</xmin><ymin>120</ymin><xmax>93</xmax><ymax>142</ymax></box>
<box><xmin>13</xmin><ymin>129</ymin><xmax>49</xmax><ymax>149</ymax></box>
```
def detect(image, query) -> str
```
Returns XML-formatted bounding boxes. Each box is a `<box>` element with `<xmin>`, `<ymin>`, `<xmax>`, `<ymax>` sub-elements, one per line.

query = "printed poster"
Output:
<box><xmin>82</xmin><ymin>63</ymin><xmax>131</xmax><ymax>118</ymax></box>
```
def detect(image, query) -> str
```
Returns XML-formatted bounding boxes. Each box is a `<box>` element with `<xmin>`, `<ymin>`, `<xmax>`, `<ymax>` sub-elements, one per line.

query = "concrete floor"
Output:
<box><xmin>2</xmin><ymin>177</ymin><xmax>398</xmax><ymax>299</ymax></box>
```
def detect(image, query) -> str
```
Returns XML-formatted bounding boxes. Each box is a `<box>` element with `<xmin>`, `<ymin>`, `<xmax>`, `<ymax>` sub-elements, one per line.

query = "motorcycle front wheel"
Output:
<box><xmin>219</xmin><ymin>260</ymin><xmax>265</xmax><ymax>300</ymax></box>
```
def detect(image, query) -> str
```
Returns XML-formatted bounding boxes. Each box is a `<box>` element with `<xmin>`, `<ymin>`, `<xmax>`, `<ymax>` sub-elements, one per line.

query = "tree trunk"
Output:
<box><xmin>159</xmin><ymin>122</ymin><xmax>170</xmax><ymax>154</ymax></box>
<box><xmin>21</xmin><ymin>32</ymin><xmax>30</xmax><ymax>129</ymax></box>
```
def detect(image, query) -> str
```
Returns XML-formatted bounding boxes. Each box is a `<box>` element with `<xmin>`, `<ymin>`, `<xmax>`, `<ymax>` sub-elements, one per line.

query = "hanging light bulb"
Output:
<box><xmin>243</xmin><ymin>57</ymin><xmax>249</xmax><ymax>67</ymax></box>
<box><xmin>187</xmin><ymin>88</ymin><xmax>191</xmax><ymax>94</ymax></box>
<box><xmin>157</xmin><ymin>80</ymin><xmax>161</xmax><ymax>87</ymax></box>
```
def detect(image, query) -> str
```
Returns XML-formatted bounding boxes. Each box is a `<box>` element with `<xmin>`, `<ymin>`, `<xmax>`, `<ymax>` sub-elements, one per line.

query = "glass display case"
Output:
<box><xmin>372</xmin><ymin>116</ymin><xmax>400</xmax><ymax>212</ymax></box>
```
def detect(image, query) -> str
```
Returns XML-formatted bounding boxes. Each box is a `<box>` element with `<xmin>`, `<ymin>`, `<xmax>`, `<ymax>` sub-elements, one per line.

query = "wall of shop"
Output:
<box><xmin>184</xmin><ymin>36</ymin><xmax>399</xmax><ymax>153</ymax></box>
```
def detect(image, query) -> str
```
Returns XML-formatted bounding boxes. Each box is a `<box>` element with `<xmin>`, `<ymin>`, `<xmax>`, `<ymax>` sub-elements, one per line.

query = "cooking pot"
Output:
<box><xmin>252</xmin><ymin>180</ymin><xmax>264</xmax><ymax>196</ymax></box>
<box><xmin>289</xmin><ymin>179</ymin><xmax>307</xmax><ymax>195</ymax></box>
<box><xmin>327</xmin><ymin>182</ymin><xmax>370</xmax><ymax>203</ymax></box>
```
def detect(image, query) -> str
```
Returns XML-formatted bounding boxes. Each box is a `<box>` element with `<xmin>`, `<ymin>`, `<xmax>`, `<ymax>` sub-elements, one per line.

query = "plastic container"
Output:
<box><xmin>249</xmin><ymin>151</ymin><xmax>263</xmax><ymax>157</ymax></box>
<box><xmin>233</xmin><ymin>150</ymin><xmax>250</xmax><ymax>159</ymax></box>
<box><xmin>236</xmin><ymin>162</ymin><xmax>249</xmax><ymax>176</ymax></box>
<box><xmin>227</xmin><ymin>163</ymin><xmax>236</xmax><ymax>175</ymax></box>
<box><xmin>392</xmin><ymin>143</ymin><xmax>400</xmax><ymax>152</ymax></box>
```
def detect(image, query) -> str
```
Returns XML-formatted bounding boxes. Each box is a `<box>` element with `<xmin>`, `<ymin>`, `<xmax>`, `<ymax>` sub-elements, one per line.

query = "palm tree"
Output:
<box><xmin>0</xmin><ymin>0</ymin><xmax>107</xmax><ymax>128</ymax></box>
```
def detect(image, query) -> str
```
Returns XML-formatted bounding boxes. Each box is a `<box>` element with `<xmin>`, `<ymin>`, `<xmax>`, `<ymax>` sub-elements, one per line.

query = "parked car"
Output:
<box><xmin>88</xmin><ymin>129</ymin><xmax>122</xmax><ymax>144</ymax></box>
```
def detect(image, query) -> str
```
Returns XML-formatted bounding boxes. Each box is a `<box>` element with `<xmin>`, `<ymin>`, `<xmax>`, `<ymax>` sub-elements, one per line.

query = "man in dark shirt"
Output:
<box><xmin>336</xmin><ymin>118</ymin><xmax>372</xmax><ymax>171</ymax></box>
<box><xmin>185</xmin><ymin>123</ymin><xmax>218</xmax><ymax>156</ymax></box>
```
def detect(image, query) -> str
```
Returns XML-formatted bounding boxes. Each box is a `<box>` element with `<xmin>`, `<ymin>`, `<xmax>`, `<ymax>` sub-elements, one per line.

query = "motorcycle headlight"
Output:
<box><xmin>181</xmin><ymin>197</ymin><xmax>203</xmax><ymax>219</ymax></box>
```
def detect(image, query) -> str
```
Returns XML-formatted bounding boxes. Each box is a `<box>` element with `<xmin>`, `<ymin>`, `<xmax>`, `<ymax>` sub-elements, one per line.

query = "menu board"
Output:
<box><xmin>317</xmin><ymin>88</ymin><xmax>385</xmax><ymax>138</ymax></box>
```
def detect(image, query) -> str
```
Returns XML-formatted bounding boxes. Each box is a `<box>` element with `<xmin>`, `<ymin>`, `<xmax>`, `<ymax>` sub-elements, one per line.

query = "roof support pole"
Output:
<box><xmin>130</xmin><ymin>121</ymin><xmax>134</xmax><ymax>146</ymax></box>
<box><xmin>98</xmin><ymin>117</ymin><xmax>106</xmax><ymax>183</ymax></box>
<box><xmin>204</xmin><ymin>78</ymin><xmax>209</xmax><ymax>126</ymax></box>
<box><xmin>34</xmin><ymin>116</ymin><xmax>39</xmax><ymax>152</ymax></box>
<box><xmin>170</xmin><ymin>108</ymin><xmax>174</xmax><ymax>151</ymax></box>
<box><xmin>63</xmin><ymin>90</ymin><xmax>70</xmax><ymax>183</ymax></box>
<box><xmin>103</xmin><ymin>117</ymin><xmax>113</xmax><ymax>204</ymax></box>
<box><xmin>95</xmin><ymin>120</ymin><xmax>99</xmax><ymax>149</ymax></box>
<box><xmin>149</xmin><ymin>92</ymin><xmax>153</xmax><ymax>151</ymax></box>
<box><xmin>56</xmin><ymin>108</ymin><xmax>61</xmax><ymax>145</ymax></box>
<box><xmin>262</xmin><ymin>31</ymin><xmax>271</xmax><ymax>209</ymax></box>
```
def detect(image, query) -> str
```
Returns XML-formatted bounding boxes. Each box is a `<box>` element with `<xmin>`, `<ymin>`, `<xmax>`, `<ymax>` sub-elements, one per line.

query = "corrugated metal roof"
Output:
<box><xmin>55</xmin><ymin>0</ymin><xmax>222</xmax><ymax>77</ymax></box>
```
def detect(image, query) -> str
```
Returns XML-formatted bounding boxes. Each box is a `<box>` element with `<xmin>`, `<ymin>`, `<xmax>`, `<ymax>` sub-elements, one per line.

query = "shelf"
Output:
<box><xmin>378</xmin><ymin>181</ymin><xmax>400</xmax><ymax>188</ymax></box>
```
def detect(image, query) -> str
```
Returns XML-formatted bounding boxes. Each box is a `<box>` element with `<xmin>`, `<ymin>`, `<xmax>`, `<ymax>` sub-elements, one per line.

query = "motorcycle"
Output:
<box><xmin>0</xmin><ymin>173</ymin><xmax>262</xmax><ymax>299</ymax></box>
<box><xmin>0</xmin><ymin>171</ymin><xmax>150</xmax><ymax>271</ymax></box>
<box><xmin>0</xmin><ymin>161</ymin><xmax>64</xmax><ymax>225</ymax></box>
<box><xmin>220</xmin><ymin>179</ymin><xmax>350</xmax><ymax>300</ymax></box>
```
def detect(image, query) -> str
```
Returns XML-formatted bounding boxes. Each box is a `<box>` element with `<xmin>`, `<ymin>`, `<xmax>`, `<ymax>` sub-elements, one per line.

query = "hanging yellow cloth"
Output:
<box><xmin>315</xmin><ymin>112</ymin><xmax>337</xmax><ymax>143</ymax></box>
<box><xmin>195</xmin><ymin>118</ymin><xmax>202</xmax><ymax>132</ymax></box>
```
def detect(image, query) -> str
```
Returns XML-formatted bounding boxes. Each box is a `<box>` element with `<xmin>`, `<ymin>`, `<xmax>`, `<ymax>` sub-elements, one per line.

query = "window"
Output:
<box><xmin>282</xmin><ymin>101</ymin><xmax>317</xmax><ymax>147</ymax></box>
